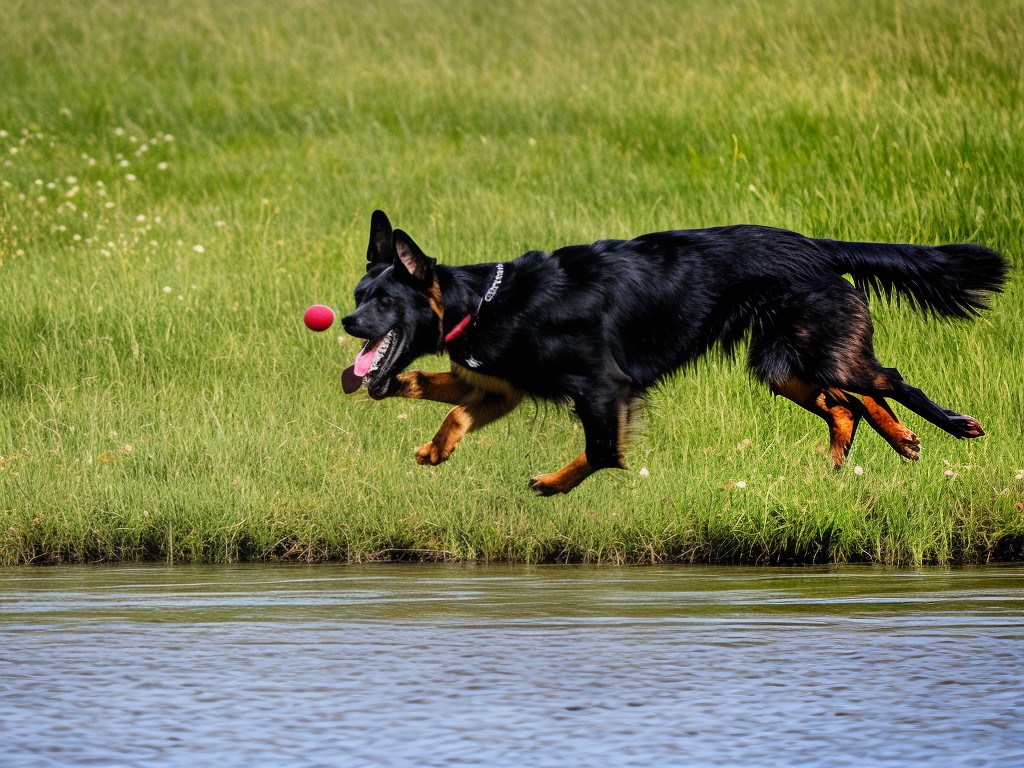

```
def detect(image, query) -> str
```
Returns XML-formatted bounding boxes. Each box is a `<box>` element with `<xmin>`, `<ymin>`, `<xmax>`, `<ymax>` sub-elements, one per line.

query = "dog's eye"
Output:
<box><xmin>377</xmin><ymin>295</ymin><xmax>394</xmax><ymax>309</ymax></box>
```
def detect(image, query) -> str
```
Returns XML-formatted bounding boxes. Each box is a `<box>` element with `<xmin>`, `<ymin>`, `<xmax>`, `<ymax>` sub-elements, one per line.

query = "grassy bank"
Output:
<box><xmin>1</xmin><ymin>0</ymin><xmax>1022</xmax><ymax>566</ymax></box>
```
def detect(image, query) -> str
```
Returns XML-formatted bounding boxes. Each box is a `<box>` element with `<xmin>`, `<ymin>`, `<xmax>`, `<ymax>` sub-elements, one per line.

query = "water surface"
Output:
<box><xmin>1</xmin><ymin>565</ymin><xmax>1022</xmax><ymax>767</ymax></box>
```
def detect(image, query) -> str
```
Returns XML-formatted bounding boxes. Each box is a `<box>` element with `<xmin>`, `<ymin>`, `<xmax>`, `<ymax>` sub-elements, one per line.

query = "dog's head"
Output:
<box><xmin>341</xmin><ymin>210</ymin><xmax>443</xmax><ymax>399</ymax></box>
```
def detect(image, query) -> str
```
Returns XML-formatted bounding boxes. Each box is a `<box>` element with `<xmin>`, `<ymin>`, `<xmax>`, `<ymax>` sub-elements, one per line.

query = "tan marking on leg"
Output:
<box><xmin>416</xmin><ymin>394</ymin><xmax>522</xmax><ymax>465</ymax></box>
<box><xmin>821</xmin><ymin>390</ymin><xmax>860</xmax><ymax>468</ymax></box>
<box><xmin>771</xmin><ymin>376</ymin><xmax>818</xmax><ymax>406</ymax></box>
<box><xmin>392</xmin><ymin>370</ymin><xmax>477</xmax><ymax>404</ymax></box>
<box><xmin>529</xmin><ymin>452</ymin><xmax>596</xmax><ymax>496</ymax></box>
<box><xmin>394</xmin><ymin>367</ymin><xmax>525</xmax><ymax>406</ymax></box>
<box><xmin>772</xmin><ymin>377</ymin><xmax>862</xmax><ymax>469</ymax></box>
<box><xmin>416</xmin><ymin>406</ymin><xmax>472</xmax><ymax>465</ymax></box>
<box><xmin>390</xmin><ymin>367</ymin><xmax>524</xmax><ymax>466</ymax></box>
<box><xmin>860</xmin><ymin>395</ymin><xmax>921</xmax><ymax>461</ymax></box>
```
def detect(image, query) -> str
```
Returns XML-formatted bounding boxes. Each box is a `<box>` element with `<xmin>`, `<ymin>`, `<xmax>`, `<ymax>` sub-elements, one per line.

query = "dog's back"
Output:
<box><xmin>520</xmin><ymin>225</ymin><xmax>1006</xmax><ymax>388</ymax></box>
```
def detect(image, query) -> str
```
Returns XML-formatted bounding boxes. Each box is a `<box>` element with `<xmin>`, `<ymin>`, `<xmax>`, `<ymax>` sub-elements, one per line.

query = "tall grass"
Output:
<box><xmin>1</xmin><ymin>0</ymin><xmax>1022</xmax><ymax>565</ymax></box>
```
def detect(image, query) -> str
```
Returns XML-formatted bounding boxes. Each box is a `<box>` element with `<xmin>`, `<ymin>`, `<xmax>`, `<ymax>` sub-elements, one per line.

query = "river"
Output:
<box><xmin>1</xmin><ymin>564</ymin><xmax>1022</xmax><ymax>767</ymax></box>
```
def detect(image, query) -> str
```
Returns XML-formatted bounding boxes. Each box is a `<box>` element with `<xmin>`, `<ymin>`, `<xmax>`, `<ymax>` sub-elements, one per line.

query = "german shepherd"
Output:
<box><xmin>340</xmin><ymin>210</ymin><xmax>1007</xmax><ymax>495</ymax></box>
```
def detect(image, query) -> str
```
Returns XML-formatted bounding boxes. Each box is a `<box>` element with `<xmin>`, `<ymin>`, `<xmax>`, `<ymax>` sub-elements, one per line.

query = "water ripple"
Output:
<box><xmin>1</xmin><ymin>565</ymin><xmax>1022</xmax><ymax>767</ymax></box>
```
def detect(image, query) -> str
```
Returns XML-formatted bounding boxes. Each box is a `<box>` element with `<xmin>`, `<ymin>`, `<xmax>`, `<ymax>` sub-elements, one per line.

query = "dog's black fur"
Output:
<box><xmin>341</xmin><ymin>210</ymin><xmax>1007</xmax><ymax>495</ymax></box>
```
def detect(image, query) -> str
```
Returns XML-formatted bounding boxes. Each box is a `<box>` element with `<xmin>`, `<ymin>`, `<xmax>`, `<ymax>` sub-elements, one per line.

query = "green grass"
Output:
<box><xmin>1</xmin><ymin>0</ymin><xmax>1022</xmax><ymax>566</ymax></box>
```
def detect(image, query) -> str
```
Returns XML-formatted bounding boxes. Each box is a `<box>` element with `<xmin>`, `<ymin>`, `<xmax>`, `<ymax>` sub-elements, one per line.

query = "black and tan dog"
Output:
<box><xmin>340</xmin><ymin>210</ymin><xmax>1006</xmax><ymax>495</ymax></box>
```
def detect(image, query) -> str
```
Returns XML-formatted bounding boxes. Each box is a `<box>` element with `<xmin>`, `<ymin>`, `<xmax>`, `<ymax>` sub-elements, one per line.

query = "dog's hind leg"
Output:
<box><xmin>832</xmin><ymin>363</ymin><xmax>985</xmax><ymax>440</ymax></box>
<box><xmin>781</xmin><ymin>277</ymin><xmax>981</xmax><ymax>439</ymax></box>
<box><xmin>859</xmin><ymin>395</ymin><xmax>921</xmax><ymax>461</ymax></box>
<box><xmin>770</xmin><ymin>377</ymin><xmax>864</xmax><ymax>468</ymax></box>
<box><xmin>865</xmin><ymin>374</ymin><xmax>984</xmax><ymax>439</ymax></box>
<box><xmin>755</xmin><ymin>276</ymin><xmax>978</xmax><ymax>464</ymax></box>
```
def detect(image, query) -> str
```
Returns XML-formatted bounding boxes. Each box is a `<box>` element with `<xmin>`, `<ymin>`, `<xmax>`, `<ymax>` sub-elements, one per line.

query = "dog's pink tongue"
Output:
<box><xmin>353</xmin><ymin>340</ymin><xmax>380</xmax><ymax>377</ymax></box>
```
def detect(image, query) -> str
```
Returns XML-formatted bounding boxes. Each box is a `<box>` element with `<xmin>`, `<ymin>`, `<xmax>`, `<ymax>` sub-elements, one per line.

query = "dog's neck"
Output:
<box><xmin>438</xmin><ymin>264</ymin><xmax>505</xmax><ymax>347</ymax></box>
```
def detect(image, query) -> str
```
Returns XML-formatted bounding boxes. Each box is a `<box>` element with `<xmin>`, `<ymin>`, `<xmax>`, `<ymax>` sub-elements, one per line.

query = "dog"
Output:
<box><xmin>340</xmin><ymin>210</ymin><xmax>1007</xmax><ymax>495</ymax></box>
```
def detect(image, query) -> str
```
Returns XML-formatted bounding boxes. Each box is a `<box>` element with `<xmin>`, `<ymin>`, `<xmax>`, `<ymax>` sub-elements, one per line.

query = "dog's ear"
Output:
<box><xmin>393</xmin><ymin>229</ymin><xmax>436</xmax><ymax>284</ymax></box>
<box><xmin>366</xmin><ymin>209</ymin><xmax>394</xmax><ymax>270</ymax></box>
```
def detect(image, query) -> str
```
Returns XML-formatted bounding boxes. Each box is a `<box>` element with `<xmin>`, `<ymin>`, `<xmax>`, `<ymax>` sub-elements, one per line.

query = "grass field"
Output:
<box><xmin>1</xmin><ymin>0</ymin><xmax>1022</xmax><ymax>566</ymax></box>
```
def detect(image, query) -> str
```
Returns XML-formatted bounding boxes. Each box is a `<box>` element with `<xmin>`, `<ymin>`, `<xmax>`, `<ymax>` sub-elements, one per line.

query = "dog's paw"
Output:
<box><xmin>528</xmin><ymin>474</ymin><xmax>563</xmax><ymax>496</ymax></box>
<box><xmin>416</xmin><ymin>441</ymin><xmax>451</xmax><ymax>466</ymax></box>
<box><xmin>949</xmin><ymin>414</ymin><xmax>985</xmax><ymax>439</ymax></box>
<box><xmin>895</xmin><ymin>431</ymin><xmax>922</xmax><ymax>460</ymax></box>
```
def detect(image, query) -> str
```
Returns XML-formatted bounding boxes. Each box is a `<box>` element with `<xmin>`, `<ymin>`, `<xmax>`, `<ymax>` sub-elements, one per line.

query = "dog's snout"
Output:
<box><xmin>340</xmin><ymin>313</ymin><xmax>358</xmax><ymax>334</ymax></box>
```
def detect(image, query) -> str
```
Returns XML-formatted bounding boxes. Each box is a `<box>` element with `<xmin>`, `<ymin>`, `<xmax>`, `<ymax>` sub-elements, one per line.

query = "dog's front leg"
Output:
<box><xmin>416</xmin><ymin>395</ymin><xmax>521</xmax><ymax>465</ymax></box>
<box><xmin>528</xmin><ymin>452</ymin><xmax>598</xmax><ymax>496</ymax></box>
<box><xmin>530</xmin><ymin>394</ymin><xmax>630</xmax><ymax>496</ymax></box>
<box><xmin>390</xmin><ymin>370</ymin><xmax>523</xmax><ymax>466</ymax></box>
<box><xmin>390</xmin><ymin>370</ymin><xmax>477</xmax><ymax>405</ymax></box>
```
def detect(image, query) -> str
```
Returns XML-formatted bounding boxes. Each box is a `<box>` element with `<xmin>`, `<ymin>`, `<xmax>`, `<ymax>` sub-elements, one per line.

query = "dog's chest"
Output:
<box><xmin>450</xmin><ymin>363</ymin><xmax>521</xmax><ymax>399</ymax></box>
<box><xmin>449</xmin><ymin>346</ymin><xmax>487</xmax><ymax>371</ymax></box>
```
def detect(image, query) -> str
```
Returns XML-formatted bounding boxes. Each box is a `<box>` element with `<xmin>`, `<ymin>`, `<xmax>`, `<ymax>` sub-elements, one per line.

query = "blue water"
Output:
<box><xmin>1</xmin><ymin>565</ymin><xmax>1022</xmax><ymax>767</ymax></box>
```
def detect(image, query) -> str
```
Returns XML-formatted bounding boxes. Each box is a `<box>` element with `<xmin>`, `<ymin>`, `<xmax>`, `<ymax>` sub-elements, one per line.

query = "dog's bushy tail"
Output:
<box><xmin>817</xmin><ymin>239</ymin><xmax>1009</xmax><ymax>318</ymax></box>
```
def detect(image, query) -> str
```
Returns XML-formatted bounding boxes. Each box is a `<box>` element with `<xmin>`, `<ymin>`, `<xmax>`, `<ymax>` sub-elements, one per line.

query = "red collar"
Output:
<box><xmin>444</xmin><ymin>313</ymin><xmax>473</xmax><ymax>343</ymax></box>
<box><xmin>442</xmin><ymin>264</ymin><xmax>504</xmax><ymax>346</ymax></box>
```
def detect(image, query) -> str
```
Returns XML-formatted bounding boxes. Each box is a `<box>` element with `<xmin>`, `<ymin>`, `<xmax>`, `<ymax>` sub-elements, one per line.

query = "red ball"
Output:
<box><xmin>303</xmin><ymin>304</ymin><xmax>335</xmax><ymax>332</ymax></box>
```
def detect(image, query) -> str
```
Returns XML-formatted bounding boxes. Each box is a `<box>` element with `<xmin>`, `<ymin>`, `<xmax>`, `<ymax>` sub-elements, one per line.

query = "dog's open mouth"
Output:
<box><xmin>342</xmin><ymin>329</ymin><xmax>400</xmax><ymax>398</ymax></box>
